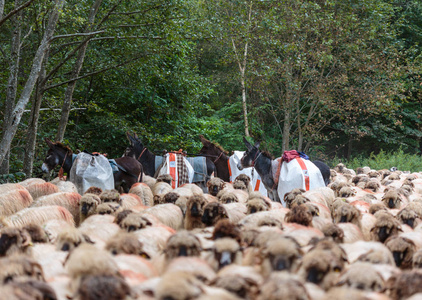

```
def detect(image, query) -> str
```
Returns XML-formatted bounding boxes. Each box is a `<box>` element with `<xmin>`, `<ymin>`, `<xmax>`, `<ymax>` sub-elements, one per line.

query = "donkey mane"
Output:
<box><xmin>260</xmin><ymin>150</ymin><xmax>274</xmax><ymax>160</ymax></box>
<box><xmin>53</xmin><ymin>142</ymin><xmax>73</xmax><ymax>154</ymax></box>
<box><xmin>199</xmin><ymin>135</ymin><xmax>228</xmax><ymax>155</ymax></box>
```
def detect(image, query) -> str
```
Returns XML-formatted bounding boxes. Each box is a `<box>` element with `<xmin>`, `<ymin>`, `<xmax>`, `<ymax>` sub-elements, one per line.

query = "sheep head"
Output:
<box><xmin>370</xmin><ymin>211</ymin><xmax>402</xmax><ymax>243</ymax></box>
<box><xmin>207</xmin><ymin>177</ymin><xmax>225</xmax><ymax>196</ymax></box>
<box><xmin>201</xmin><ymin>202</ymin><xmax>228</xmax><ymax>227</ymax></box>
<box><xmin>0</xmin><ymin>227</ymin><xmax>32</xmax><ymax>257</ymax></box>
<box><xmin>246</xmin><ymin>198</ymin><xmax>269</xmax><ymax>214</ymax></box>
<box><xmin>164</xmin><ymin>230</ymin><xmax>201</xmax><ymax>261</ymax></box>
<box><xmin>260</xmin><ymin>237</ymin><xmax>302</xmax><ymax>275</ymax></box>
<box><xmin>385</xmin><ymin>236</ymin><xmax>417</xmax><ymax>269</ymax></box>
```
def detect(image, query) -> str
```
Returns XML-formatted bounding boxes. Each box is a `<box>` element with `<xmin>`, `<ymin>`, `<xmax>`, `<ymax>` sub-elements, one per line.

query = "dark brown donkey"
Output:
<box><xmin>42</xmin><ymin>138</ymin><xmax>143</xmax><ymax>193</ymax></box>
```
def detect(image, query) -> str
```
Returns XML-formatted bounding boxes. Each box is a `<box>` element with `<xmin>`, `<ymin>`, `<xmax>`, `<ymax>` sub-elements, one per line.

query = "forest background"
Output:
<box><xmin>0</xmin><ymin>0</ymin><xmax>421</xmax><ymax>181</ymax></box>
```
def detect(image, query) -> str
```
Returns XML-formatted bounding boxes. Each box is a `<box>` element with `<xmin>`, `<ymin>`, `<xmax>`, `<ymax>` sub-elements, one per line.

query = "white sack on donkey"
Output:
<box><xmin>157</xmin><ymin>152</ymin><xmax>194</xmax><ymax>189</ymax></box>
<box><xmin>229</xmin><ymin>151</ymin><xmax>268</xmax><ymax>197</ymax></box>
<box><xmin>277</xmin><ymin>154</ymin><xmax>325</xmax><ymax>206</ymax></box>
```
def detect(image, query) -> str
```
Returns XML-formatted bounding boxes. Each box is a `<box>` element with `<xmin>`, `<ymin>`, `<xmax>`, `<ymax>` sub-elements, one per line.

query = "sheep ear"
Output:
<box><xmin>243</xmin><ymin>137</ymin><xmax>253</xmax><ymax>151</ymax></box>
<box><xmin>82</xmin><ymin>234</ymin><xmax>95</xmax><ymax>244</ymax></box>
<box><xmin>45</xmin><ymin>138</ymin><xmax>55</xmax><ymax>149</ymax></box>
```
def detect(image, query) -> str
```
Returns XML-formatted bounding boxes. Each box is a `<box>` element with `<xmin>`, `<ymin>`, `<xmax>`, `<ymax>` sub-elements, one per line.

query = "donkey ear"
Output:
<box><xmin>254</xmin><ymin>141</ymin><xmax>261</xmax><ymax>149</ymax></box>
<box><xmin>45</xmin><ymin>138</ymin><xmax>54</xmax><ymax>148</ymax></box>
<box><xmin>199</xmin><ymin>135</ymin><xmax>209</xmax><ymax>145</ymax></box>
<box><xmin>243</xmin><ymin>137</ymin><xmax>253</xmax><ymax>151</ymax></box>
<box><xmin>127</xmin><ymin>132</ymin><xmax>137</xmax><ymax>145</ymax></box>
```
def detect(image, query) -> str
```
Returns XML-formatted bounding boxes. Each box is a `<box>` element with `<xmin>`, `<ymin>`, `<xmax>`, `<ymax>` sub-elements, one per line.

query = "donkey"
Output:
<box><xmin>42</xmin><ymin>138</ymin><xmax>143</xmax><ymax>193</ymax></box>
<box><xmin>124</xmin><ymin>132</ymin><xmax>216</xmax><ymax>191</ymax></box>
<box><xmin>237</xmin><ymin>137</ymin><xmax>330</xmax><ymax>202</ymax></box>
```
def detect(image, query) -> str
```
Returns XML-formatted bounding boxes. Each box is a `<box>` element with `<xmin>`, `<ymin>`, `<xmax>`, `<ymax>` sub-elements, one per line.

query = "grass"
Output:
<box><xmin>330</xmin><ymin>148</ymin><xmax>422</xmax><ymax>173</ymax></box>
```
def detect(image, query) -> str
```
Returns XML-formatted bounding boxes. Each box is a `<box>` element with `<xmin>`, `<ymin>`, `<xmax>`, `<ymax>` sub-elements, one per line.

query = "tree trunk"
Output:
<box><xmin>0</xmin><ymin>0</ymin><xmax>64</xmax><ymax>167</ymax></box>
<box><xmin>0</xmin><ymin>0</ymin><xmax>22</xmax><ymax>175</ymax></box>
<box><xmin>347</xmin><ymin>137</ymin><xmax>352</xmax><ymax>160</ymax></box>
<box><xmin>23</xmin><ymin>49</ymin><xmax>50</xmax><ymax>178</ymax></box>
<box><xmin>55</xmin><ymin>0</ymin><xmax>102</xmax><ymax>142</ymax></box>
<box><xmin>282</xmin><ymin>107</ymin><xmax>290</xmax><ymax>153</ymax></box>
<box><xmin>0</xmin><ymin>0</ymin><xmax>4</xmax><ymax>16</ymax></box>
<box><xmin>240</xmin><ymin>73</ymin><xmax>249</xmax><ymax>137</ymax></box>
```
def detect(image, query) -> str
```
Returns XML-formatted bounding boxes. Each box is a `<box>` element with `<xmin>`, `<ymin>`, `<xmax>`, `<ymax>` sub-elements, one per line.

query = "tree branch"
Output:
<box><xmin>49</xmin><ymin>30</ymin><xmax>105</xmax><ymax>42</ymax></box>
<box><xmin>110</xmin><ymin>3</ymin><xmax>166</xmax><ymax>15</ymax></box>
<box><xmin>0</xmin><ymin>0</ymin><xmax>36</xmax><ymax>27</ymax></box>
<box><xmin>43</xmin><ymin>54</ymin><xmax>146</xmax><ymax>91</ymax></box>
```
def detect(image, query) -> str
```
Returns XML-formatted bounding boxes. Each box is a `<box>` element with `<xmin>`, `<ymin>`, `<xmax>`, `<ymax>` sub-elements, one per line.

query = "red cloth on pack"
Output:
<box><xmin>282</xmin><ymin>150</ymin><xmax>300</xmax><ymax>163</ymax></box>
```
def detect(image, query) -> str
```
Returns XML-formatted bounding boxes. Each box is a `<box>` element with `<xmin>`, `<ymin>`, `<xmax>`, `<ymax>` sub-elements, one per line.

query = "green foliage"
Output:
<box><xmin>332</xmin><ymin>148</ymin><xmax>422</xmax><ymax>172</ymax></box>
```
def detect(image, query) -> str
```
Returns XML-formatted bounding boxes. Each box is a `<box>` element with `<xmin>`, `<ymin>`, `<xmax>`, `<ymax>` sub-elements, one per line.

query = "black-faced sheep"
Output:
<box><xmin>99</xmin><ymin>189</ymin><xmax>120</xmax><ymax>203</ymax></box>
<box><xmin>207</xmin><ymin>237</ymin><xmax>243</xmax><ymax>271</ymax></box>
<box><xmin>207</xmin><ymin>177</ymin><xmax>226</xmax><ymax>196</ymax></box>
<box><xmin>164</xmin><ymin>230</ymin><xmax>202</xmax><ymax>261</ymax></box>
<box><xmin>202</xmin><ymin>202</ymin><xmax>246</xmax><ymax>227</ymax></box>
<box><xmin>259</xmin><ymin>236</ymin><xmax>302</xmax><ymax>276</ymax></box>
<box><xmin>77</xmin><ymin>274</ymin><xmax>131</xmax><ymax>300</ymax></box>
<box><xmin>337</xmin><ymin>262</ymin><xmax>385</xmax><ymax>292</ymax></box>
<box><xmin>285</xmin><ymin>204</ymin><xmax>313</xmax><ymax>227</ymax></box>
<box><xmin>0</xmin><ymin>227</ymin><xmax>32</xmax><ymax>257</ymax></box>
<box><xmin>22</xmin><ymin>223</ymin><xmax>49</xmax><ymax>243</ymax></box>
<box><xmin>95</xmin><ymin>202</ymin><xmax>122</xmax><ymax>216</ymax></box>
<box><xmin>388</xmin><ymin>269</ymin><xmax>422</xmax><ymax>300</ymax></box>
<box><xmin>385</xmin><ymin>236</ymin><xmax>417</xmax><ymax>269</ymax></box>
<box><xmin>369</xmin><ymin>202</ymin><xmax>388</xmax><ymax>215</ymax></box>
<box><xmin>55</xmin><ymin>227</ymin><xmax>94</xmax><ymax>252</ymax></box>
<box><xmin>257</xmin><ymin>272</ymin><xmax>311</xmax><ymax>300</ymax></box>
<box><xmin>185</xmin><ymin>194</ymin><xmax>208</xmax><ymax>230</ymax></box>
<box><xmin>234</xmin><ymin>174</ymin><xmax>252</xmax><ymax>192</ymax></box>
<box><xmin>382</xmin><ymin>189</ymin><xmax>405</xmax><ymax>209</ymax></box>
<box><xmin>79</xmin><ymin>193</ymin><xmax>102</xmax><ymax>223</ymax></box>
<box><xmin>84</xmin><ymin>186</ymin><xmax>103</xmax><ymax>195</ymax></box>
<box><xmin>370</xmin><ymin>211</ymin><xmax>402</xmax><ymax>243</ymax></box>
<box><xmin>333</xmin><ymin>203</ymin><xmax>361</xmax><ymax>227</ymax></box>
<box><xmin>212</xmin><ymin>219</ymin><xmax>242</xmax><ymax>243</ymax></box>
<box><xmin>321</xmin><ymin>223</ymin><xmax>345</xmax><ymax>243</ymax></box>
<box><xmin>396</xmin><ymin>206</ymin><xmax>420</xmax><ymax>229</ymax></box>
<box><xmin>119</xmin><ymin>212</ymin><xmax>155</xmax><ymax>232</ymax></box>
<box><xmin>297</xmin><ymin>248</ymin><xmax>344</xmax><ymax>290</ymax></box>
<box><xmin>246</xmin><ymin>198</ymin><xmax>270</xmax><ymax>214</ymax></box>
<box><xmin>105</xmin><ymin>231</ymin><xmax>148</xmax><ymax>257</ymax></box>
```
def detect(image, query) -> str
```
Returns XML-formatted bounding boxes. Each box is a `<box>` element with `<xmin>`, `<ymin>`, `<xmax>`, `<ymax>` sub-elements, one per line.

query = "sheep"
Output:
<box><xmin>218</xmin><ymin>189</ymin><xmax>249</xmax><ymax>204</ymax></box>
<box><xmin>212</xmin><ymin>219</ymin><xmax>242</xmax><ymax>243</ymax></box>
<box><xmin>119</xmin><ymin>212</ymin><xmax>157</xmax><ymax>232</ymax></box>
<box><xmin>164</xmin><ymin>230</ymin><xmax>202</xmax><ymax>262</ymax></box>
<box><xmin>239</xmin><ymin>209</ymin><xmax>289</xmax><ymax>229</ymax></box>
<box><xmin>163</xmin><ymin>257</ymin><xmax>217</xmax><ymax>284</ymax></box>
<box><xmin>385</xmin><ymin>236</ymin><xmax>417</xmax><ymax>269</ymax></box>
<box><xmin>99</xmin><ymin>189</ymin><xmax>120</xmax><ymax>203</ymax></box>
<box><xmin>333</xmin><ymin>203</ymin><xmax>361</xmax><ymax>226</ymax></box>
<box><xmin>202</xmin><ymin>202</ymin><xmax>246</xmax><ymax>227</ymax></box>
<box><xmin>141</xmin><ymin>203</ymin><xmax>183</xmax><ymax>230</ymax></box>
<box><xmin>342</xmin><ymin>241</ymin><xmax>395</xmax><ymax>265</ymax></box>
<box><xmin>0</xmin><ymin>205</ymin><xmax>75</xmax><ymax>228</ymax></box>
<box><xmin>206</xmin><ymin>177</ymin><xmax>226</xmax><ymax>196</ymax></box>
<box><xmin>114</xmin><ymin>209</ymin><xmax>135</xmax><ymax>226</ymax></box>
<box><xmin>31</xmin><ymin>192</ymin><xmax>81</xmax><ymax>226</ymax></box>
<box><xmin>179</xmin><ymin>183</ymin><xmax>204</xmax><ymax>195</ymax></box>
<box><xmin>257</xmin><ymin>272</ymin><xmax>311</xmax><ymax>300</ymax></box>
<box><xmin>119</xmin><ymin>193</ymin><xmax>145</xmax><ymax>210</ymax></box>
<box><xmin>79</xmin><ymin>193</ymin><xmax>102</xmax><ymax>223</ymax></box>
<box><xmin>246</xmin><ymin>198</ymin><xmax>270</xmax><ymax>214</ymax></box>
<box><xmin>133</xmin><ymin>226</ymin><xmax>175</xmax><ymax>260</ymax></box>
<box><xmin>259</xmin><ymin>236</ymin><xmax>303</xmax><ymax>276</ymax></box>
<box><xmin>297</xmin><ymin>248</ymin><xmax>344</xmax><ymax>290</ymax></box>
<box><xmin>142</xmin><ymin>174</ymin><xmax>157</xmax><ymax>190</ymax></box>
<box><xmin>3</xmin><ymin>279</ymin><xmax>57</xmax><ymax>299</ymax></box>
<box><xmin>0</xmin><ymin>226</ymin><xmax>32</xmax><ymax>257</ymax></box>
<box><xmin>22</xmin><ymin>223</ymin><xmax>49</xmax><ymax>243</ymax></box>
<box><xmin>285</xmin><ymin>204</ymin><xmax>313</xmax><ymax>227</ymax></box>
<box><xmin>105</xmin><ymin>231</ymin><xmax>148</xmax><ymax>257</ymax></box>
<box><xmin>76</xmin><ymin>274</ymin><xmax>131</xmax><ymax>300</ymax></box>
<box><xmin>388</xmin><ymin>269</ymin><xmax>422</xmax><ymax>300</ymax></box>
<box><xmin>95</xmin><ymin>202</ymin><xmax>122</xmax><ymax>216</ymax></box>
<box><xmin>323</xmin><ymin>287</ymin><xmax>367</xmax><ymax>300</ymax></box>
<box><xmin>382</xmin><ymin>189</ymin><xmax>406</xmax><ymax>209</ymax></box>
<box><xmin>84</xmin><ymin>186</ymin><xmax>103</xmax><ymax>195</ymax></box>
<box><xmin>370</xmin><ymin>211</ymin><xmax>402</xmax><ymax>243</ymax></box>
<box><xmin>337</xmin><ymin>262</ymin><xmax>385</xmax><ymax>292</ymax></box>
<box><xmin>369</xmin><ymin>202</ymin><xmax>388</xmax><ymax>215</ymax></box>
<box><xmin>152</xmin><ymin>181</ymin><xmax>173</xmax><ymax>205</ymax></box>
<box><xmin>283</xmin><ymin>188</ymin><xmax>306</xmax><ymax>208</ymax></box>
<box><xmin>206</xmin><ymin>237</ymin><xmax>243</xmax><ymax>271</ymax></box>
<box><xmin>113</xmin><ymin>254</ymin><xmax>158</xmax><ymax>285</ymax></box>
<box><xmin>20</xmin><ymin>179</ymin><xmax>60</xmax><ymax>200</ymax></box>
<box><xmin>185</xmin><ymin>194</ymin><xmax>209</xmax><ymax>230</ymax></box>
<box><xmin>50</xmin><ymin>177</ymin><xmax>79</xmax><ymax>193</ymax></box>
<box><xmin>321</xmin><ymin>223</ymin><xmax>344</xmax><ymax>243</ymax></box>
<box><xmin>0</xmin><ymin>188</ymin><xmax>33</xmax><ymax>217</ymax></box>
<box><xmin>55</xmin><ymin>227</ymin><xmax>94</xmax><ymax>252</ymax></box>
<box><xmin>396</xmin><ymin>206</ymin><xmax>421</xmax><ymax>228</ymax></box>
<box><xmin>0</xmin><ymin>255</ymin><xmax>45</xmax><ymax>283</ymax></box>
<box><xmin>233</xmin><ymin>180</ymin><xmax>248</xmax><ymax>193</ymax></box>
<box><xmin>78</xmin><ymin>214</ymin><xmax>121</xmax><ymax>248</ymax></box>
<box><xmin>154</xmin><ymin>271</ymin><xmax>204</xmax><ymax>300</ymax></box>
<box><xmin>129</xmin><ymin>182</ymin><xmax>154</xmax><ymax>207</ymax></box>
<box><xmin>65</xmin><ymin>243</ymin><xmax>121</xmax><ymax>295</ymax></box>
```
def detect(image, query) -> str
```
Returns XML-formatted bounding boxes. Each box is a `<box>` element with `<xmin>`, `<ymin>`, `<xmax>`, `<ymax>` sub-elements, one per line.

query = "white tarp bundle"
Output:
<box><xmin>277</xmin><ymin>157</ymin><xmax>325</xmax><ymax>206</ymax></box>
<box><xmin>228</xmin><ymin>151</ymin><xmax>268</xmax><ymax>197</ymax></box>
<box><xmin>69</xmin><ymin>152</ymin><xmax>114</xmax><ymax>194</ymax></box>
<box><xmin>157</xmin><ymin>153</ymin><xmax>194</xmax><ymax>189</ymax></box>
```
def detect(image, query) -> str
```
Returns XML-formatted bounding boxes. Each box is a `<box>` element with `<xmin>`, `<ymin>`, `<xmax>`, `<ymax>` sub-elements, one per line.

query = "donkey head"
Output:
<box><xmin>124</xmin><ymin>132</ymin><xmax>145</xmax><ymax>159</ymax></box>
<box><xmin>238</xmin><ymin>137</ymin><xmax>261</xmax><ymax>170</ymax></box>
<box><xmin>41</xmin><ymin>138</ymin><xmax>71</xmax><ymax>173</ymax></box>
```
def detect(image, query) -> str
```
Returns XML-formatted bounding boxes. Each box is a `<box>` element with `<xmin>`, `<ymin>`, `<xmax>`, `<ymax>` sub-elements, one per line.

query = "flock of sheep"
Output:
<box><xmin>0</xmin><ymin>163</ymin><xmax>422</xmax><ymax>300</ymax></box>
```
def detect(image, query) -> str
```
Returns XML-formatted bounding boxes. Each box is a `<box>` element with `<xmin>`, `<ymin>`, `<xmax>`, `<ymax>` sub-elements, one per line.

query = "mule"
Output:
<box><xmin>237</xmin><ymin>137</ymin><xmax>331</xmax><ymax>202</ymax></box>
<box><xmin>42</xmin><ymin>138</ymin><xmax>143</xmax><ymax>193</ymax></box>
<box><xmin>198</xmin><ymin>135</ymin><xmax>231</xmax><ymax>182</ymax></box>
<box><xmin>124</xmin><ymin>132</ymin><xmax>216</xmax><ymax>190</ymax></box>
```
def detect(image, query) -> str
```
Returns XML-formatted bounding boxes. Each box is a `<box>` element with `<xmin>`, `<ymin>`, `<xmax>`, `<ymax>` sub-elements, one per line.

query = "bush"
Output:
<box><xmin>331</xmin><ymin>148</ymin><xmax>422</xmax><ymax>173</ymax></box>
